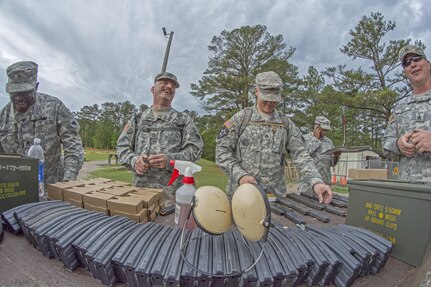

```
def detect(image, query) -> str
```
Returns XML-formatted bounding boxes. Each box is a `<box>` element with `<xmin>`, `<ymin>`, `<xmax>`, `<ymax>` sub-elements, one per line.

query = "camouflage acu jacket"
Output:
<box><xmin>383</xmin><ymin>91</ymin><xmax>431</xmax><ymax>182</ymax></box>
<box><xmin>298</xmin><ymin>132</ymin><xmax>336</xmax><ymax>192</ymax></box>
<box><xmin>116</xmin><ymin>107</ymin><xmax>203</xmax><ymax>191</ymax></box>
<box><xmin>0</xmin><ymin>93</ymin><xmax>84</xmax><ymax>183</ymax></box>
<box><xmin>215</xmin><ymin>106</ymin><xmax>323</xmax><ymax>195</ymax></box>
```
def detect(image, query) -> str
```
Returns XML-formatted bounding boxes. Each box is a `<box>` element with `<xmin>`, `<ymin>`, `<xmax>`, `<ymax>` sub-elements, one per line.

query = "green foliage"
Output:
<box><xmin>191</xmin><ymin>24</ymin><xmax>296</xmax><ymax>116</ymax></box>
<box><xmin>76</xmin><ymin>101</ymin><xmax>138</xmax><ymax>149</ymax></box>
<box><xmin>323</xmin><ymin>12</ymin><xmax>419</xmax><ymax>147</ymax></box>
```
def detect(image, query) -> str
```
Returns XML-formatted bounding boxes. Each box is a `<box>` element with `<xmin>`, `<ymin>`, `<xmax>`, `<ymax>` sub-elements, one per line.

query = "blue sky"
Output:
<box><xmin>0</xmin><ymin>0</ymin><xmax>429</xmax><ymax>114</ymax></box>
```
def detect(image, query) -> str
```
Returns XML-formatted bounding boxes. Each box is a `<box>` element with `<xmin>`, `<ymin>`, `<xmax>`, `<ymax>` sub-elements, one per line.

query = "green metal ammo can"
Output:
<box><xmin>346</xmin><ymin>179</ymin><xmax>431</xmax><ymax>267</ymax></box>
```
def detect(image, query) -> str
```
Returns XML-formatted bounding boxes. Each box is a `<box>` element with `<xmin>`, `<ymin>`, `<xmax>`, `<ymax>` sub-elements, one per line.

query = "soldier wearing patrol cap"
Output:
<box><xmin>0</xmin><ymin>61</ymin><xmax>84</xmax><ymax>183</ymax></box>
<box><xmin>216</xmin><ymin>71</ymin><xmax>333</xmax><ymax>204</ymax></box>
<box><xmin>383</xmin><ymin>44</ymin><xmax>431</xmax><ymax>182</ymax></box>
<box><xmin>117</xmin><ymin>72</ymin><xmax>203</xmax><ymax>203</ymax></box>
<box><xmin>298</xmin><ymin>116</ymin><xmax>340</xmax><ymax>193</ymax></box>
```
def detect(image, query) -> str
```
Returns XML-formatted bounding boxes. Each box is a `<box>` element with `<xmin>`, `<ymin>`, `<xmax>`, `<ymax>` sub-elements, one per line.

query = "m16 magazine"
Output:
<box><xmin>2</xmin><ymin>201</ymin><xmax>394</xmax><ymax>287</ymax></box>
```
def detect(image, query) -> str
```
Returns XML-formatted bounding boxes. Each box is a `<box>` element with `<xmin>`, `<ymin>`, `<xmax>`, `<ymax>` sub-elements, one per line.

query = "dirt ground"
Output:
<box><xmin>77</xmin><ymin>159</ymin><xmax>108</xmax><ymax>180</ymax></box>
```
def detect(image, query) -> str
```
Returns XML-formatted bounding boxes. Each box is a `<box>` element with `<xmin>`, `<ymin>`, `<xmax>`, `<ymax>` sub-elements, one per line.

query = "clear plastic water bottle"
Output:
<box><xmin>27</xmin><ymin>138</ymin><xmax>45</xmax><ymax>198</ymax></box>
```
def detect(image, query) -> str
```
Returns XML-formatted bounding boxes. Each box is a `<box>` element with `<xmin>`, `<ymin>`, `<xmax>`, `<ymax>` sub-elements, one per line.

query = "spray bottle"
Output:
<box><xmin>167</xmin><ymin>160</ymin><xmax>202</xmax><ymax>229</ymax></box>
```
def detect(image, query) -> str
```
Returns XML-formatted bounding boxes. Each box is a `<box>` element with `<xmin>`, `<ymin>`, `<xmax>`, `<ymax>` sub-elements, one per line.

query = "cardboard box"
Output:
<box><xmin>107</xmin><ymin>196</ymin><xmax>143</xmax><ymax>214</ymax></box>
<box><xmin>135</xmin><ymin>187</ymin><xmax>164</xmax><ymax>194</ymax></box>
<box><xmin>89</xmin><ymin>177</ymin><xmax>114</xmax><ymax>184</ymax></box>
<box><xmin>83</xmin><ymin>192</ymin><xmax>115</xmax><ymax>208</ymax></box>
<box><xmin>0</xmin><ymin>154</ymin><xmax>38</xmax><ymax>213</ymax></box>
<box><xmin>100</xmin><ymin>186</ymin><xmax>136</xmax><ymax>197</ymax></box>
<box><xmin>110</xmin><ymin>208</ymin><xmax>148</xmax><ymax>223</ymax></box>
<box><xmin>150</xmin><ymin>210</ymin><xmax>157</xmax><ymax>221</ymax></box>
<box><xmin>63</xmin><ymin>197</ymin><xmax>83</xmax><ymax>208</ymax></box>
<box><xmin>63</xmin><ymin>185</ymin><xmax>99</xmax><ymax>202</ymax></box>
<box><xmin>84</xmin><ymin>202</ymin><xmax>109</xmax><ymax>215</ymax></box>
<box><xmin>130</xmin><ymin>190</ymin><xmax>160</xmax><ymax>208</ymax></box>
<box><xmin>109</xmin><ymin>181</ymin><xmax>132</xmax><ymax>187</ymax></box>
<box><xmin>148</xmin><ymin>203</ymin><xmax>157</xmax><ymax>215</ymax></box>
<box><xmin>46</xmin><ymin>180</ymin><xmax>90</xmax><ymax>200</ymax></box>
<box><xmin>348</xmin><ymin>168</ymin><xmax>387</xmax><ymax>180</ymax></box>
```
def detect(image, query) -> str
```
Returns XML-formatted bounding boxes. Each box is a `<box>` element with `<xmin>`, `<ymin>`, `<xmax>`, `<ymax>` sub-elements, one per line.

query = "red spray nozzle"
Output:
<box><xmin>167</xmin><ymin>160</ymin><xmax>202</xmax><ymax>186</ymax></box>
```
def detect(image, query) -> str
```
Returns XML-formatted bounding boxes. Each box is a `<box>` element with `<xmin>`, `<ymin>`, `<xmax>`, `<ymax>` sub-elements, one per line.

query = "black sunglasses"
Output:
<box><xmin>402</xmin><ymin>55</ymin><xmax>424</xmax><ymax>68</ymax></box>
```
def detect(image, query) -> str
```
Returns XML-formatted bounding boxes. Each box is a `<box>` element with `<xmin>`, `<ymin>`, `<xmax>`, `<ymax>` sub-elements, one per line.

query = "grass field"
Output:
<box><xmin>84</xmin><ymin>148</ymin><xmax>116</xmax><ymax>161</ymax></box>
<box><xmin>85</xmin><ymin>148</ymin><xmax>349</xmax><ymax>194</ymax></box>
<box><xmin>85</xmin><ymin>148</ymin><xmax>230</xmax><ymax>190</ymax></box>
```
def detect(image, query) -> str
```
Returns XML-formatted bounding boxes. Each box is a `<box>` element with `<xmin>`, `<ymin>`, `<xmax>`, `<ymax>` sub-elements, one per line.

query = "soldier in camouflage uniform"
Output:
<box><xmin>0</xmin><ymin>61</ymin><xmax>84</xmax><ymax>183</ymax></box>
<box><xmin>216</xmin><ymin>71</ymin><xmax>332</xmax><ymax>204</ymax></box>
<box><xmin>116</xmin><ymin>72</ymin><xmax>203</xmax><ymax>201</ymax></box>
<box><xmin>383</xmin><ymin>45</ymin><xmax>431</xmax><ymax>182</ymax></box>
<box><xmin>298</xmin><ymin>116</ymin><xmax>341</xmax><ymax>193</ymax></box>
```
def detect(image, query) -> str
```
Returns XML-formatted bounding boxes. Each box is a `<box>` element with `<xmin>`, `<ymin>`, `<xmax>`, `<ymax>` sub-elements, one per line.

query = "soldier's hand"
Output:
<box><xmin>148</xmin><ymin>154</ymin><xmax>167</xmax><ymax>169</ymax></box>
<box><xmin>312</xmin><ymin>183</ymin><xmax>332</xmax><ymax>204</ymax></box>
<box><xmin>135</xmin><ymin>155</ymin><xmax>150</xmax><ymax>176</ymax></box>
<box><xmin>396</xmin><ymin>131</ymin><xmax>416</xmax><ymax>157</ymax></box>
<box><xmin>411</xmin><ymin>129</ymin><xmax>431</xmax><ymax>154</ymax></box>
<box><xmin>239</xmin><ymin>175</ymin><xmax>257</xmax><ymax>185</ymax></box>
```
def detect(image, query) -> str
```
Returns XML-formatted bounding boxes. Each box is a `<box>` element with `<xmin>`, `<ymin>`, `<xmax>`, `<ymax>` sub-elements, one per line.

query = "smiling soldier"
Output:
<box><xmin>116</xmin><ymin>72</ymin><xmax>203</xmax><ymax>203</ymax></box>
<box><xmin>0</xmin><ymin>61</ymin><xmax>84</xmax><ymax>183</ymax></box>
<box><xmin>383</xmin><ymin>45</ymin><xmax>431</xmax><ymax>182</ymax></box>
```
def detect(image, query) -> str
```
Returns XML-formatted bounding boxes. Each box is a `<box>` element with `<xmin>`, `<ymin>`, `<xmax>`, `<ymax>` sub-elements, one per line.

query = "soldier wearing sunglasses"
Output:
<box><xmin>382</xmin><ymin>45</ymin><xmax>431</xmax><ymax>182</ymax></box>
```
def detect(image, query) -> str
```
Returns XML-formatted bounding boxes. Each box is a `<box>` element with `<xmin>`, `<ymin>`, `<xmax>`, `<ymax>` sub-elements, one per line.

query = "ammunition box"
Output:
<box><xmin>0</xmin><ymin>154</ymin><xmax>38</xmax><ymax>213</ymax></box>
<box><xmin>346</xmin><ymin>180</ymin><xmax>431</xmax><ymax>266</ymax></box>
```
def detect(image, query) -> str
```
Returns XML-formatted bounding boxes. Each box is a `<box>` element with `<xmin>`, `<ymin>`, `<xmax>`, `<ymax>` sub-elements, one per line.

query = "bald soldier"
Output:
<box><xmin>0</xmin><ymin>61</ymin><xmax>84</xmax><ymax>182</ymax></box>
<box><xmin>117</xmin><ymin>72</ymin><xmax>203</xmax><ymax>202</ymax></box>
<box><xmin>216</xmin><ymin>71</ymin><xmax>332</xmax><ymax>203</ymax></box>
<box><xmin>383</xmin><ymin>45</ymin><xmax>431</xmax><ymax>182</ymax></box>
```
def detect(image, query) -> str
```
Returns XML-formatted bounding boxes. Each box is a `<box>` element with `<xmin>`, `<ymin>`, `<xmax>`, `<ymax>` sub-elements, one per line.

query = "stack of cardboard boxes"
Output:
<box><xmin>46</xmin><ymin>178</ymin><xmax>164</xmax><ymax>223</ymax></box>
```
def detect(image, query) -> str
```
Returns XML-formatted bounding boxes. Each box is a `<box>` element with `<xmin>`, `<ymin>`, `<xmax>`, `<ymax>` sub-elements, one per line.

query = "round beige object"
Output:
<box><xmin>192</xmin><ymin>186</ymin><xmax>232</xmax><ymax>235</ymax></box>
<box><xmin>231</xmin><ymin>183</ymin><xmax>270</xmax><ymax>241</ymax></box>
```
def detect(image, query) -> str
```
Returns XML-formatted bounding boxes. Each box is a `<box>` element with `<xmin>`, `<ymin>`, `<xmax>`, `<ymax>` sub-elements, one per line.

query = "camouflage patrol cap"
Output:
<box><xmin>398</xmin><ymin>45</ymin><xmax>427</xmax><ymax>63</ymax></box>
<box><xmin>6</xmin><ymin>61</ymin><xmax>38</xmax><ymax>93</ymax></box>
<box><xmin>315</xmin><ymin>116</ymin><xmax>332</xmax><ymax>130</ymax></box>
<box><xmin>154</xmin><ymin>72</ymin><xmax>180</xmax><ymax>88</ymax></box>
<box><xmin>255</xmin><ymin>71</ymin><xmax>283</xmax><ymax>102</ymax></box>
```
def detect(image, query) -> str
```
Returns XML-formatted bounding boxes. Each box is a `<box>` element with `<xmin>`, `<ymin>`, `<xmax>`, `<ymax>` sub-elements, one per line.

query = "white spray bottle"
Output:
<box><xmin>167</xmin><ymin>160</ymin><xmax>202</xmax><ymax>229</ymax></box>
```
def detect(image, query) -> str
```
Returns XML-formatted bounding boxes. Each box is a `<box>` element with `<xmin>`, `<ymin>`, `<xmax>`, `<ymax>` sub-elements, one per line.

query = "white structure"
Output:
<box><xmin>332</xmin><ymin>146</ymin><xmax>392</xmax><ymax>181</ymax></box>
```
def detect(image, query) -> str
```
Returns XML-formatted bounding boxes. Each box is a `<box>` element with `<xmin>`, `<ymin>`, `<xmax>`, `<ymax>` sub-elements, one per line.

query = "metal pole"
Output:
<box><xmin>161</xmin><ymin>28</ymin><xmax>174</xmax><ymax>73</ymax></box>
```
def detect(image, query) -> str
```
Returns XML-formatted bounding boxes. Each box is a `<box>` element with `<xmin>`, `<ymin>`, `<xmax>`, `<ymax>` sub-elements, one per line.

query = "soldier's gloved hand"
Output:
<box><xmin>239</xmin><ymin>175</ymin><xmax>257</xmax><ymax>185</ymax></box>
<box><xmin>411</xmin><ymin>129</ymin><xmax>431</xmax><ymax>154</ymax></box>
<box><xmin>397</xmin><ymin>131</ymin><xmax>416</xmax><ymax>157</ymax></box>
<box><xmin>148</xmin><ymin>154</ymin><xmax>167</xmax><ymax>169</ymax></box>
<box><xmin>312</xmin><ymin>183</ymin><xmax>332</xmax><ymax>204</ymax></box>
<box><xmin>63</xmin><ymin>170</ymin><xmax>78</xmax><ymax>181</ymax></box>
<box><xmin>135</xmin><ymin>155</ymin><xmax>150</xmax><ymax>176</ymax></box>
